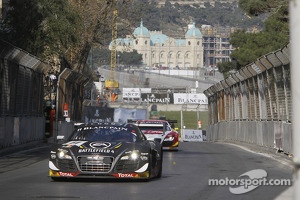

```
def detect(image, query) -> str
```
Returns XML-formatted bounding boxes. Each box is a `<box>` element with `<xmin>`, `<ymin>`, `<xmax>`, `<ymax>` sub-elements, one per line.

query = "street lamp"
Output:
<box><xmin>117</xmin><ymin>54</ymin><xmax>120</xmax><ymax>68</ymax></box>
<box><xmin>49</xmin><ymin>74</ymin><xmax>57</xmax><ymax>105</ymax></box>
<box><xmin>168</xmin><ymin>52</ymin><xmax>170</xmax><ymax>76</ymax></box>
<box><xmin>166</xmin><ymin>89</ymin><xmax>171</xmax><ymax>111</ymax></box>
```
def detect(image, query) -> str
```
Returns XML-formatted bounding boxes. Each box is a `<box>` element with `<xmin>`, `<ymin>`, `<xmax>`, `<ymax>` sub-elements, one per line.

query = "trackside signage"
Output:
<box><xmin>122</xmin><ymin>88</ymin><xmax>141</xmax><ymax>98</ymax></box>
<box><xmin>122</xmin><ymin>88</ymin><xmax>152</xmax><ymax>103</ymax></box>
<box><xmin>183</xmin><ymin>129</ymin><xmax>204</xmax><ymax>142</ymax></box>
<box><xmin>122</xmin><ymin>88</ymin><xmax>152</xmax><ymax>98</ymax></box>
<box><xmin>173</xmin><ymin>93</ymin><xmax>208</xmax><ymax>104</ymax></box>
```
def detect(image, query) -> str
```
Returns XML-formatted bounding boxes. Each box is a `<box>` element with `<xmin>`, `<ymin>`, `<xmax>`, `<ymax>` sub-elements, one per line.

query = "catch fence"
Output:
<box><xmin>0</xmin><ymin>40</ymin><xmax>51</xmax><ymax>148</ymax></box>
<box><xmin>203</xmin><ymin>43</ymin><xmax>293</xmax><ymax>153</ymax></box>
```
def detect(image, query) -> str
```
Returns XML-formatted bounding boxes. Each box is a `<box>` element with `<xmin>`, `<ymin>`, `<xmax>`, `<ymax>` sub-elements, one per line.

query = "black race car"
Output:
<box><xmin>49</xmin><ymin>122</ymin><xmax>163</xmax><ymax>181</ymax></box>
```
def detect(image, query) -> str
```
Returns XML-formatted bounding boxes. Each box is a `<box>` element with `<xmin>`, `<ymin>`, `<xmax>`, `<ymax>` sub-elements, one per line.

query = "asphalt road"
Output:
<box><xmin>0</xmin><ymin>142</ymin><xmax>293</xmax><ymax>200</ymax></box>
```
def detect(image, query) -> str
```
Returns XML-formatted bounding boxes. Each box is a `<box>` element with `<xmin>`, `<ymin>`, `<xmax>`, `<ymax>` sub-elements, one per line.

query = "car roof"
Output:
<box><xmin>135</xmin><ymin>119</ymin><xmax>167</xmax><ymax>123</ymax></box>
<box><xmin>133</xmin><ymin>120</ymin><xmax>168</xmax><ymax>127</ymax></box>
<box><xmin>74</xmin><ymin>122</ymin><xmax>139</xmax><ymax>130</ymax></box>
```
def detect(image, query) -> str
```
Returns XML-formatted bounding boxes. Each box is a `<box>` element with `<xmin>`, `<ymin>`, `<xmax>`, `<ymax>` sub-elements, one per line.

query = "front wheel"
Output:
<box><xmin>156</xmin><ymin>159</ymin><xmax>162</xmax><ymax>178</ymax></box>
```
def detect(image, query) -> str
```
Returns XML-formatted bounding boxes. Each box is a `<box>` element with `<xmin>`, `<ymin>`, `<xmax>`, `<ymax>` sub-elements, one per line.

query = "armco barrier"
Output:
<box><xmin>18</xmin><ymin>117</ymin><xmax>45</xmax><ymax>144</ymax></box>
<box><xmin>0</xmin><ymin>117</ymin><xmax>45</xmax><ymax>149</ymax></box>
<box><xmin>0</xmin><ymin>117</ymin><xmax>14</xmax><ymax>148</ymax></box>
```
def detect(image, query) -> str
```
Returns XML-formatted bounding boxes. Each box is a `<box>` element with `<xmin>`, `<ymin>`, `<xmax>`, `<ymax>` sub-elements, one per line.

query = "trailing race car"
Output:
<box><xmin>132</xmin><ymin>119</ymin><xmax>179</xmax><ymax>151</ymax></box>
<box><xmin>49</xmin><ymin>122</ymin><xmax>163</xmax><ymax>181</ymax></box>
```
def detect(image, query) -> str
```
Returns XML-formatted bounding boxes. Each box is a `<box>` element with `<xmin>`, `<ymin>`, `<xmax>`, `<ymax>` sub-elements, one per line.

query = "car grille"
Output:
<box><xmin>163</xmin><ymin>141</ymin><xmax>175</xmax><ymax>147</ymax></box>
<box><xmin>77</xmin><ymin>155</ymin><xmax>113</xmax><ymax>173</ymax></box>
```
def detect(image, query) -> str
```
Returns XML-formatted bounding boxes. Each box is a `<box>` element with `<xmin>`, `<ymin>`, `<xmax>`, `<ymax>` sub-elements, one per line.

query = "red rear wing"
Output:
<box><xmin>127</xmin><ymin>119</ymin><xmax>178</xmax><ymax>128</ymax></box>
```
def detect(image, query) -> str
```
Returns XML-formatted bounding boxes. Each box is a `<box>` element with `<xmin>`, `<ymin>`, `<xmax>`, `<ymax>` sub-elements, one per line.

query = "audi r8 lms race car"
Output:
<box><xmin>49</xmin><ymin>122</ymin><xmax>163</xmax><ymax>181</ymax></box>
<box><xmin>132</xmin><ymin>119</ymin><xmax>179</xmax><ymax>151</ymax></box>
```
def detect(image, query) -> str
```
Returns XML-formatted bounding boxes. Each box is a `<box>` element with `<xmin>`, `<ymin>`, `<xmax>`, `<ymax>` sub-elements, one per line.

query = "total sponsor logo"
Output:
<box><xmin>59</xmin><ymin>172</ymin><xmax>78</xmax><ymax>177</ymax></box>
<box><xmin>112</xmin><ymin>173</ymin><xmax>138</xmax><ymax>178</ymax></box>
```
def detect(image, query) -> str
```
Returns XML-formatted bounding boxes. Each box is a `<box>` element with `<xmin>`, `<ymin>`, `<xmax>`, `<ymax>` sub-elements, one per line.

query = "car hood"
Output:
<box><xmin>142</xmin><ymin>130</ymin><xmax>163</xmax><ymax>135</ymax></box>
<box><xmin>59</xmin><ymin>140</ymin><xmax>144</xmax><ymax>156</ymax></box>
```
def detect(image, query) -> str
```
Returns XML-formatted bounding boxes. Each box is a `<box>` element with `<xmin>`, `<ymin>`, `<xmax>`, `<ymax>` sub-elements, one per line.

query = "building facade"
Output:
<box><xmin>201</xmin><ymin>25</ymin><xmax>235</xmax><ymax>67</ymax></box>
<box><xmin>111</xmin><ymin>21</ymin><xmax>204</xmax><ymax>69</ymax></box>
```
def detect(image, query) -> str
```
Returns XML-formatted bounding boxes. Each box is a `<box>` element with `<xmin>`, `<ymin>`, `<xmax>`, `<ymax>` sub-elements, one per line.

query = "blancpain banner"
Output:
<box><xmin>173</xmin><ymin>93</ymin><xmax>208</xmax><ymax>104</ymax></box>
<box><xmin>122</xmin><ymin>88</ymin><xmax>141</xmax><ymax>98</ymax></box>
<box><xmin>183</xmin><ymin>129</ymin><xmax>204</xmax><ymax>142</ymax></box>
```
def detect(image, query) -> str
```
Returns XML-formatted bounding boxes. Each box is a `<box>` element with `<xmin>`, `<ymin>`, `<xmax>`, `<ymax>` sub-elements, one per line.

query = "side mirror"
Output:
<box><xmin>163</xmin><ymin>123</ymin><xmax>167</xmax><ymax>135</ymax></box>
<box><xmin>57</xmin><ymin>135</ymin><xmax>65</xmax><ymax>140</ymax></box>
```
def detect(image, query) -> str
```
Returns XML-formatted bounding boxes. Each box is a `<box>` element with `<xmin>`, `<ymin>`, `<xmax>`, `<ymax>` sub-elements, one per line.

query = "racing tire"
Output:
<box><xmin>156</xmin><ymin>159</ymin><xmax>162</xmax><ymax>178</ymax></box>
<box><xmin>155</xmin><ymin>147</ymin><xmax>162</xmax><ymax>178</ymax></box>
<box><xmin>146</xmin><ymin>153</ymin><xmax>153</xmax><ymax>181</ymax></box>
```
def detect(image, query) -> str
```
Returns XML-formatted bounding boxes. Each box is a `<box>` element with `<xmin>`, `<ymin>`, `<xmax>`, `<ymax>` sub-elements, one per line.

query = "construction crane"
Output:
<box><xmin>104</xmin><ymin>0</ymin><xmax>119</xmax><ymax>102</ymax></box>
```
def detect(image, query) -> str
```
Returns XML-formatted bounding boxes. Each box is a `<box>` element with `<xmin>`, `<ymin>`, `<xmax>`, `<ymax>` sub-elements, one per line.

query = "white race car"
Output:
<box><xmin>133</xmin><ymin>119</ymin><xmax>179</xmax><ymax>151</ymax></box>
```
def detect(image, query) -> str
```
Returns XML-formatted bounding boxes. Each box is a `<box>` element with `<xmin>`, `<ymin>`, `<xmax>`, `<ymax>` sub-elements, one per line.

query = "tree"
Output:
<box><xmin>92</xmin><ymin>48</ymin><xmax>142</xmax><ymax>67</ymax></box>
<box><xmin>121</xmin><ymin>50</ymin><xmax>143</xmax><ymax>66</ymax></box>
<box><xmin>218</xmin><ymin>0</ymin><xmax>289</xmax><ymax>74</ymax></box>
<box><xmin>0</xmin><ymin>0</ymin><xmax>119</xmax><ymax>74</ymax></box>
<box><xmin>239</xmin><ymin>0</ymin><xmax>287</xmax><ymax>16</ymax></box>
<box><xmin>1</xmin><ymin>0</ymin><xmax>83</xmax><ymax>63</ymax></box>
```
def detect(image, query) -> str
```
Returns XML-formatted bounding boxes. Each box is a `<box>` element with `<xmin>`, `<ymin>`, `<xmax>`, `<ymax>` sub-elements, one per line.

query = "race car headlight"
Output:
<box><xmin>57</xmin><ymin>149</ymin><xmax>72</xmax><ymax>160</ymax></box>
<box><xmin>120</xmin><ymin>151</ymin><xmax>141</xmax><ymax>161</ymax></box>
<box><xmin>131</xmin><ymin>151</ymin><xmax>139</xmax><ymax>160</ymax></box>
<box><xmin>164</xmin><ymin>135</ymin><xmax>174</xmax><ymax>141</ymax></box>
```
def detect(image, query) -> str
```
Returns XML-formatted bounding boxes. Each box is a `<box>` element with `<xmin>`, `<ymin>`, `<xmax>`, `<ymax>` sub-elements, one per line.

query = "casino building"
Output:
<box><xmin>110</xmin><ymin>21</ymin><xmax>204</xmax><ymax>69</ymax></box>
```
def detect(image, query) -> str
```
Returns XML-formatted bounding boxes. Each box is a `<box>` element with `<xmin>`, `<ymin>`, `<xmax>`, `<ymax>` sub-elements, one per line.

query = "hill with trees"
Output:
<box><xmin>0</xmin><ymin>0</ymin><xmax>289</xmax><ymax>79</ymax></box>
<box><xmin>118</xmin><ymin>0</ymin><xmax>265</xmax><ymax>38</ymax></box>
<box><xmin>218</xmin><ymin>0</ymin><xmax>289</xmax><ymax>78</ymax></box>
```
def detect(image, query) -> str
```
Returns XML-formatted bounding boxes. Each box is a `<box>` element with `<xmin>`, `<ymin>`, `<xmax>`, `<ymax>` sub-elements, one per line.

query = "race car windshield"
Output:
<box><xmin>138</xmin><ymin>125</ymin><xmax>171</xmax><ymax>134</ymax></box>
<box><xmin>70</xmin><ymin>128</ymin><xmax>138</xmax><ymax>143</ymax></box>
